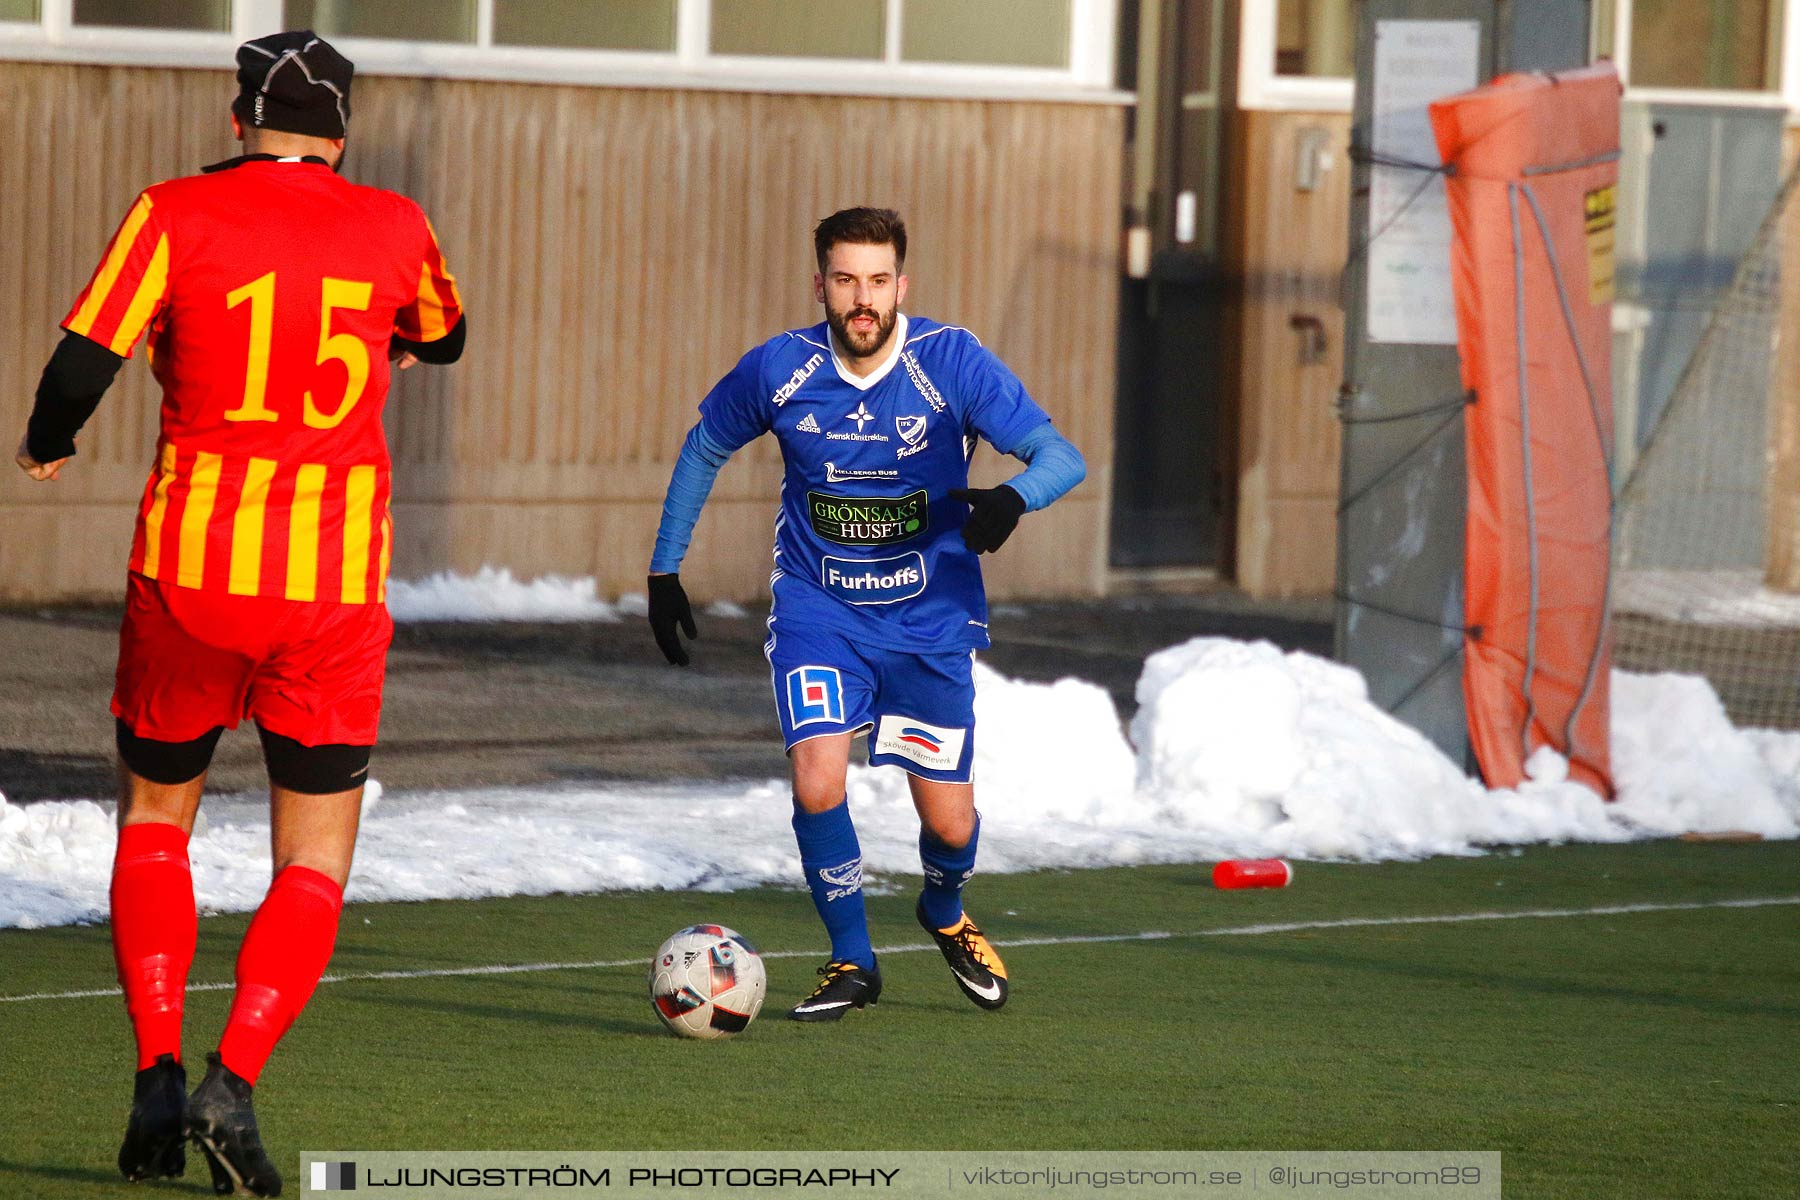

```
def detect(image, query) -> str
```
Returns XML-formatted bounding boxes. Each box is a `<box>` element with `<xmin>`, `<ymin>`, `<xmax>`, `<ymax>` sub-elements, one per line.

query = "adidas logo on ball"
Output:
<box><xmin>647</xmin><ymin>925</ymin><xmax>767</xmax><ymax>1040</ymax></box>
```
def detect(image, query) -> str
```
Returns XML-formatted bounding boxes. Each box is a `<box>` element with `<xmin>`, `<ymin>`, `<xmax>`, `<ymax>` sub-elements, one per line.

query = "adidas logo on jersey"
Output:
<box><xmin>796</xmin><ymin>413</ymin><xmax>822</xmax><ymax>434</ymax></box>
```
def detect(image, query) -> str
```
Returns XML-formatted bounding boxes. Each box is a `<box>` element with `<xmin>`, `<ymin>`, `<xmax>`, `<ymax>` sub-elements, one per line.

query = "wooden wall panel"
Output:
<box><xmin>1227</xmin><ymin>108</ymin><xmax>1351</xmax><ymax>599</ymax></box>
<box><xmin>0</xmin><ymin>63</ymin><xmax>1121</xmax><ymax>604</ymax></box>
<box><xmin>1770</xmin><ymin>127</ymin><xmax>1800</xmax><ymax>591</ymax></box>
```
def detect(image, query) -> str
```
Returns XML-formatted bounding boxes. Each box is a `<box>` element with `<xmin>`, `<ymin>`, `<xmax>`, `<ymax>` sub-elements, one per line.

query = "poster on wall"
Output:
<box><xmin>1367</xmin><ymin>19</ymin><xmax>1482</xmax><ymax>345</ymax></box>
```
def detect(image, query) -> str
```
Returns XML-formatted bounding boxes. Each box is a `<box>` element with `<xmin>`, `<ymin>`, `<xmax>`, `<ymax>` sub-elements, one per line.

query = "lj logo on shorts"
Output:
<box><xmin>820</xmin><ymin>551</ymin><xmax>927</xmax><ymax>605</ymax></box>
<box><xmin>786</xmin><ymin>666</ymin><xmax>845</xmax><ymax>728</ymax></box>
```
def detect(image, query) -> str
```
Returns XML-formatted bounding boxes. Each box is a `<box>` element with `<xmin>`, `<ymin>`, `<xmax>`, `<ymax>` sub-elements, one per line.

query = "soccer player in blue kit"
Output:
<box><xmin>647</xmin><ymin>209</ymin><xmax>1085</xmax><ymax>1021</ymax></box>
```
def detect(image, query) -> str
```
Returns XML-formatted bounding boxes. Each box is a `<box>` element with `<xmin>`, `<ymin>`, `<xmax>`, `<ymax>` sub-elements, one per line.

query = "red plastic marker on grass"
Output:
<box><xmin>1213</xmin><ymin>859</ymin><xmax>1292</xmax><ymax>889</ymax></box>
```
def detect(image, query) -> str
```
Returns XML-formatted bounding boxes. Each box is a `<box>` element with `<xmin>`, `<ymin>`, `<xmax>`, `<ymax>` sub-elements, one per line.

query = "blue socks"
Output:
<box><xmin>918</xmin><ymin>813</ymin><xmax>980</xmax><ymax>930</ymax></box>
<box><xmin>793</xmin><ymin>801</ymin><xmax>983</xmax><ymax>959</ymax></box>
<box><xmin>792</xmin><ymin>799</ymin><xmax>875</xmax><ymax>970</ymax></box>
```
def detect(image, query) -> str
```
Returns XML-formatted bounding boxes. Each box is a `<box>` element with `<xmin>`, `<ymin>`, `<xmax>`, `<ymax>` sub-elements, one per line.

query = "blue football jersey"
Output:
<box><xmin>697</xmin><ymin>314</ymin><xmax>1052</xmax><ymax>652</ymax></box>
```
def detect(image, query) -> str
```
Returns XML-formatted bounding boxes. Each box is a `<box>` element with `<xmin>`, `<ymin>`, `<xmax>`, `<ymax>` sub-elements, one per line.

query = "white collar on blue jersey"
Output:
<box><xmin>829</xmin><ymin>312</ymin><xmax>908</xmax><ymax>391</ymax></box>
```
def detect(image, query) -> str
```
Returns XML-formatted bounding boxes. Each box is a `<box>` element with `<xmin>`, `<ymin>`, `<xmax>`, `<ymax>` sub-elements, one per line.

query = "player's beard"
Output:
<box><xmin>826</xmin><ymin>300</ymin><xmax>898</xmax><ymax>361</ymax></box>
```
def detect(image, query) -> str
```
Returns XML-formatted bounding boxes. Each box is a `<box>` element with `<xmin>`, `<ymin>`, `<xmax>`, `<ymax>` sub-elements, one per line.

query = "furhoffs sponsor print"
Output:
<box><xmin>820</xmin><ymin>552</ymin><xmax>927</xmax><ymax>605</ymax></box>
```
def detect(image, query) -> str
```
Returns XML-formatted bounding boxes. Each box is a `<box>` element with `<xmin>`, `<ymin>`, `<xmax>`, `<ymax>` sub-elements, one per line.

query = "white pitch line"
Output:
<box><xmin>3</xmin><ymin>895</ymin><xmax>1795</xmax><ymax>1005</ymax></box>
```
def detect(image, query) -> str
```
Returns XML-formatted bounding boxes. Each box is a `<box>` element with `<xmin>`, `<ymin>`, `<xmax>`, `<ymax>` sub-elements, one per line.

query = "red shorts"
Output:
<box><xmin>112</xmin><ymin>573</ymin><xmax>393</xmax><ymax>746</ymax></box>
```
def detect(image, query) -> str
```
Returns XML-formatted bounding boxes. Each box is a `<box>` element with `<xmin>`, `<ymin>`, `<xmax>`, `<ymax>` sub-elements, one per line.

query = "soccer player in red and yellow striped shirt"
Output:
<box><xmin>13</xmin><ymin>31</ymin><xmax>464</xmax><ymax>1196</ymax></box>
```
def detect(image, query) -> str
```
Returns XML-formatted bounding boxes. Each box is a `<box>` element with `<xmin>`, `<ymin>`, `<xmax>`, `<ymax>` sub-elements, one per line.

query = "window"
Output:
<box><xmin>493</xmin><ymin>0</ymin><xmax>677</xmax><ymax>53</ymax></box>
<box><xmin>902</xmin><ymin>0</ymin><xmax>1070</xmax><ymax>69</ymax></box>
<box><xmin>1275</xmin><ymin>0</ymin><xmax>1352</xmax><ymax>78</ymax></box>
<box><xmin>1238</xmin><ymin>0</ymin><xmax>1353</xmax><ymax>110</ymax></box>
<box><xmin>1627</xmin><ymin>0</ymin><xmax>1781</xmax><ymax>91</ymax></box>
<box><xmin>74</xmin><ymin>0</ymin><xmax>226</xmax><ymax>29</ymax></box>
<box><xmin>710</xmin><ymin>0</ymin><xmax>885</xmax><ymax>60</ymax></box>
<box><xmin>283</xmin><ymin>0</ymin><xmax>477</xmax><ymax>45</ymax></box>
<box><xmin>2</xmin><ymin>1</ymin><xmax>1121</xmax><ymax>101</ymax></box>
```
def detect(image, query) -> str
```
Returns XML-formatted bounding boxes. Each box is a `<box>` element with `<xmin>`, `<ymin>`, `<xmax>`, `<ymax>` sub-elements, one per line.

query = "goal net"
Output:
<box><xmin>1612</xmin><ymin>160</ymin><xmax>1800</xmax><ymax>731</ymax></box>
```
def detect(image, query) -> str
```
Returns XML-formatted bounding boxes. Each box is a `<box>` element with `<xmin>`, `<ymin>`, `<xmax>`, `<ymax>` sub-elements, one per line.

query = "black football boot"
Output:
<box><xmin>788</xmin><ymin>960</ymin><xmax>882</xmax><ymax>1021</ymax></box>
<box><xmin>118</xmin><ymin>1053</ymin><xmax>187</xmax><ymax>1181</ymax></box>
<box><xmin>186</xmin><ymin>1053</ymin><xmax>282</xmax><ymax>1197</ymax></box>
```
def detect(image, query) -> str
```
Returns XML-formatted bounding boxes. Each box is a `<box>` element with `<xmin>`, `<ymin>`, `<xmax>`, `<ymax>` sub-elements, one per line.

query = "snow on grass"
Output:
<box><xmin>386</xmin><ymin>568</ymin><xmax>622</xmax><ymax>623</ymax></box>
<box><xmin>2</xmin><ymin>640</ymin><xmax>1795</xmax><ymax>929</ymax></box>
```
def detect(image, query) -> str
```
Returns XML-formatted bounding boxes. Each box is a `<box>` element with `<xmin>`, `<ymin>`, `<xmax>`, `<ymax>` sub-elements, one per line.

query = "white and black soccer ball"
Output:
<box><xmin>648</xmin><ymin>924</ymin><xmax>767</xmax><ymax>1039</ymax></box>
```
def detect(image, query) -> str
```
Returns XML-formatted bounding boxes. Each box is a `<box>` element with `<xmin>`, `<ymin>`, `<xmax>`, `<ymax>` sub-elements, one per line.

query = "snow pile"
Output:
<box><xmin>386</xmin><ymin>568</ymin><xmax>622</xmax><ymax>623</ymax></box>
<box><xmin>1746</xmin><ymin>729</ymin><xmax>1800</xmax><ymax>810</ymax></box>
<box><xmin>1125</xmin><ymin>639</ymin><xmax>1797</xmax><ymax>858</ymax></box>
<box><xmin>841</xmin><ymin>665</ymin><xmax>1149</xmax><ymax>875</ymax></box>
<box><xmin>1607</xmin><ymin>671</ymin><xmax>1799</xmax><ymax>837</ymax></box>
<box><xmin>1</xmin><ymin>799</ymin><xmax>118</xmax><ymax>931</ymax></box>
<box><xmin>2</xmin><ymin>639</ymin><xmax>1796</xmax><ymax>930</ymax></box>
<box><xmin>1124</xmin><ymin>639</ymin><xmax>1619</xmax><ymax>859</ymax></box>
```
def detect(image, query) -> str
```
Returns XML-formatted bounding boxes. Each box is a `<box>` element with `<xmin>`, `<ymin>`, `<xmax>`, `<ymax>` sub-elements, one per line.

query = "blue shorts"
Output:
<box><xmin>765</xmin><ymin>621</ymin><xmax>976</xmax><ymax>784</ymax></box>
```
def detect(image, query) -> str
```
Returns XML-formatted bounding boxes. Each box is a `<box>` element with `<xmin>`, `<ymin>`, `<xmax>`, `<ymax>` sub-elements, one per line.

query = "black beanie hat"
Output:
<box><xmin>231</xmin><ymin>31</ymin><xmax>353</xmax><ymax>140</ymax></box>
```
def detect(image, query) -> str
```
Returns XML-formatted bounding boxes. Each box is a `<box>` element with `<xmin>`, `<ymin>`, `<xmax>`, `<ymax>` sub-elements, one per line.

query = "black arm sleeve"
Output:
<box><xmin>391</xmin><ymin>314</ymin><xmax>467</xmax><ymax>366</ymax></box>
<box><xmin>26</xmin><ymin>331</ymin><xmax>126</xmax><ymax>463</ymax></box>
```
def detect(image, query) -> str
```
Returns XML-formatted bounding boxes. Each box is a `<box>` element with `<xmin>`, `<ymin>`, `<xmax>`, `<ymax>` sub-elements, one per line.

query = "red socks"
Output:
<box><xmin>217</xmin><ymin>865</ymin><xmax>345</xmax><ymax>1086</ymax></box>
<box><xmin>112</xmin><ymin>826</ymin><xmax>345</xmax><ymax>1085</ymax></box>
<box><xmin>111</xmin><ymin>821</ymin><xmax>198</xmax><ymax>1070</ymax></box>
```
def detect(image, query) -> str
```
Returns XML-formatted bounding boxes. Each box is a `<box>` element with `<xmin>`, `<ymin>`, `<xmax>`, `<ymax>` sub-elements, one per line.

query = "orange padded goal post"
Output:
<box><xmin>1429</xmin><ymin>64</ymin><xmax>1621</xmax><ymax>797</ymax></box>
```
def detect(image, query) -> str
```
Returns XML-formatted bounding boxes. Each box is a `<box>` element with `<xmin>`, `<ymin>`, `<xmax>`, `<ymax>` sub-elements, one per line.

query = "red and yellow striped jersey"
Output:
<box><xmin>63</xmin><ymin>158</ymin><xmax>461</xmax><ymax>604</ymax></box>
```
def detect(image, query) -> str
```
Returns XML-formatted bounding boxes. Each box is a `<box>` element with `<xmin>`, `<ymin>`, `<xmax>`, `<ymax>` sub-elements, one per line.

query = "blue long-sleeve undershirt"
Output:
<box><xmin>1003</xmin><ymin>422</ymin><xmax>1086</xmax><ymax>513</ymax></box>
<box><xmin>650</xmin><ymin>421</ymin><xmax>736</xmax><ymax>575</ymax></box>
<box><xmin>648</xmin><ymin>419</ymin><xmax>1086</xmax><ymax>576</ymax></box>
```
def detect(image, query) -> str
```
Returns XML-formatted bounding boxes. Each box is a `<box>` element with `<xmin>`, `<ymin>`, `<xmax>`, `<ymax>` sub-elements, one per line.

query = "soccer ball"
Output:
<box><xmin>648</xmin><ymin>924</ymin><xmax>767</xmax><ymax>1039</ymax></box>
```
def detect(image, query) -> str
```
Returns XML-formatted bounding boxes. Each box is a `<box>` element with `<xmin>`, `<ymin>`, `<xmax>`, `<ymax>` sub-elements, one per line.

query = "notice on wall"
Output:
<box><xmin>1367</xmin><ymin>19</ymin><xmax>1482</xmax><ymax>345</ymax></box>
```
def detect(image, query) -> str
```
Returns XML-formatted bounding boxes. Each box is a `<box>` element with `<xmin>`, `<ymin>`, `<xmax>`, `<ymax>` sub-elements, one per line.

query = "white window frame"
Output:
<box><xmin>0</xmin><ymin>0</ymin><xmax>1130</xmax><ymax>105</ymax></box>
<box><xmin>1787</xmin><ymin>0</ymin><xmax>1800</xmax><ymax>117</ymax></box>
<box><xmin>1600</xmin><ymin>0</ymin><xmax>1792</xmax><ymax>111</ymax></box>
<box><xmin>1237</xmin><ymin>0</ymin><xmax>1352</xmax><ymax>113</ymax></box>
<box><xmin>1237</xmin><ymin>0</ymin><xmax>1800</xmax><ymax>117</ymax></box>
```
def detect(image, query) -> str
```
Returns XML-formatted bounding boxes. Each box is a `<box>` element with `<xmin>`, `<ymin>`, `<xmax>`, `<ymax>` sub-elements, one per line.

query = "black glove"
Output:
<box><xmin>648</xmin><ymin>573</ymin><xmax>698</xmax><ymax>665</ymax></box>
<box><xmin>948</xmin><ymin>484</ymin><xmax>1027</xmax><ymax>554</ymax></box>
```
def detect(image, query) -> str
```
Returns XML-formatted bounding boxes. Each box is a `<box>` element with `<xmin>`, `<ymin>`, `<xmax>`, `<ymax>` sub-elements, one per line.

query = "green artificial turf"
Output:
<box><xmin>2</xmin><ymin>841</ymin><xmax>1796</xmax><ymax>1199</ymax></box>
